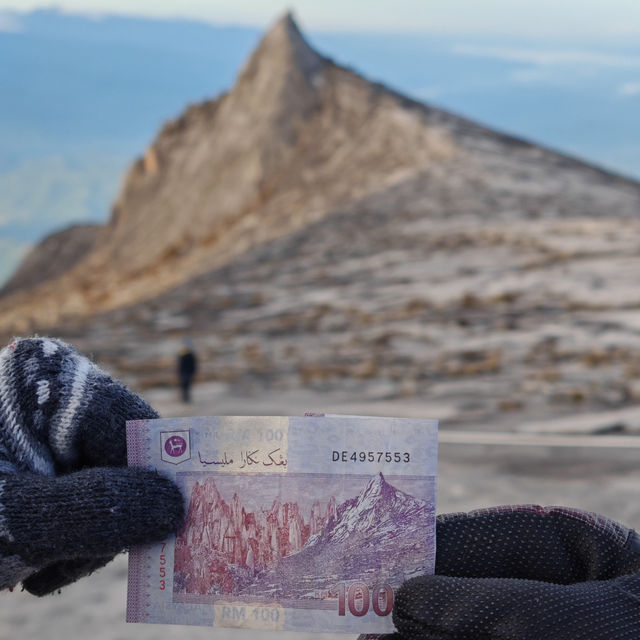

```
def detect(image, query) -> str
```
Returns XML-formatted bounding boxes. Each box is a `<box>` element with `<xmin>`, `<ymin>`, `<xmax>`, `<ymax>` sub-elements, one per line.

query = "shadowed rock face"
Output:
<box><xmin>0</xmin><ymin>224</ymin><xmax>100</xmax><ymax>298</ymax></box>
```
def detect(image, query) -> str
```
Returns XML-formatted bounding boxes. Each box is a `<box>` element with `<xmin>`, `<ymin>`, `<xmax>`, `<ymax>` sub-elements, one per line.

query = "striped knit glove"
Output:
<box><xmin>0</xmin><ymin>337</ymin><xmax>184</xmax><ymax>596</ymax></box>
<box><xmin>388</xmin><ymin>505</ymin><xmax>640</xmax><ymax>640</ymax></box>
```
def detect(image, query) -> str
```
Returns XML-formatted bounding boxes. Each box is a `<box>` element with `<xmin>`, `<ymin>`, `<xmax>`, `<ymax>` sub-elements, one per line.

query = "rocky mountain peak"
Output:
<box><xmin>360</xmin><ymin>472</ymin><xmax>391</xmax><ymax>501</ymax></box>
<box><xmin>192</xmin><ymin>477</ymin><xmax>223</xmax><ymax>507</ymax></box>
<box><xmin>227</xmin><ymin>11</ymin><xmax>326</xmax><ymax>144</ymax></box>
<box><xmin>237</xmin><ymin>11</ymin><xmax>325</xmax><ymax>83</ymax></box>
<box><xmin>238</xmin><ymin>475</ymin><xmax>435</xmax><ymax>600</ymax></box>
<box><xmin>3</xmin><ymin>11</ymin><xmax>640</xmax><ymax>344</ymax></box>
<box><xmin>0</xmin><ymin>12</ymin><xmax>457</xmax><ymax>330</ymax></box>
<box><xmin>325</xmin><ymin>474</ymin><xmax>426</xmax><ymax>544</ymax></box>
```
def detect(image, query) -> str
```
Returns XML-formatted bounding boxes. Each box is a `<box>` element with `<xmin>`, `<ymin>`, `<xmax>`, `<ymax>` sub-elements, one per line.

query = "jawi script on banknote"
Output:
<box><xmin>126</xmin><ymin>415</ymin><xmax>438</xmax><ymax>633</ymax></box>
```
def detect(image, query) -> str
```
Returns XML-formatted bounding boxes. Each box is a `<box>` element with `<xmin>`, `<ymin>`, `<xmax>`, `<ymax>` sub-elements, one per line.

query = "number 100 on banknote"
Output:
<box><xmin>126</xmin><ymin>415</ymin><xmax>438</xmax><ymax>633</ymax></box>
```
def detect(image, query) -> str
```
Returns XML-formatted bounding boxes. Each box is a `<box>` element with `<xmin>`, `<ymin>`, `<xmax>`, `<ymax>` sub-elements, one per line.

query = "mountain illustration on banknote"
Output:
<box><xmin>173</xmin><ymin>472</ymin><xmax>434</xmax><ymax>601</ymax></box>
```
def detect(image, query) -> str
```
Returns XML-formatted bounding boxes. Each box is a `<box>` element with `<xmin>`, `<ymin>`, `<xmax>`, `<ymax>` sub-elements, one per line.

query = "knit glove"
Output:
<box><xmin>0</xmin><ymin>337</ymin><xmax>184</xmax><ymax>596</ymax></box>
<box><xmin>388</xmin><ymin>505</ymin><xmax>640</xmax><ymax>640</ymax></box>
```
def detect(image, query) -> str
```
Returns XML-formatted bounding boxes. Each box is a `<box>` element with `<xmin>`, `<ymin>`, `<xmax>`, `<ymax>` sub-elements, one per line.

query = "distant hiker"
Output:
<box><xmin>177</xmin><ymin>338</ymin><xmax>198</xmax><ymax>403</ymax></box>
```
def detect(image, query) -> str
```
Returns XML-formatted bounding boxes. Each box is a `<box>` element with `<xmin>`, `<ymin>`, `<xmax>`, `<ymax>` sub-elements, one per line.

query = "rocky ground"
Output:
<box><xmin>54</xmin><ymin>198</ymin><xmax>640</xmax><ymax>437</ymax></box>
<box><xmin>2</xmin><ymin>386</ymin><xmax>639</xmax><ymax>640</ymax></box>
<box><xmin>5</xmin><ymin>16</ymin><xmax>640</xmax><ymax>438</ymax></box>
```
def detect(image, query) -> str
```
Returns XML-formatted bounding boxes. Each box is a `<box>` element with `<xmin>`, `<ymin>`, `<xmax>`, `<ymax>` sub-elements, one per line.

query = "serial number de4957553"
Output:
<box><xmin>332</xmin><ymin>451</ymin><xmax>410</xmax><ymax>463</ymax></box>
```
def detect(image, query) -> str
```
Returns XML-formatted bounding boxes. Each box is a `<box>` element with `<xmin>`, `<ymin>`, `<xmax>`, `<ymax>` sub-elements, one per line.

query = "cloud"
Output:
<box><xmin>0</xmin><ymin>12</ymin><xmax>22</xmax><ymax>33</ymax></box>
<box><xmin>452</xmin><ymin>44</ymin><xmax>640</xmax><ymax>69</ymax></box>
<box><xmin>509</xmin><ymin>68</ymin><xmax>550</xmax><ymax>84</ymax></box>
<box><xmin>618</xmin><ymin>81</ymin><xmax>640</xmax><ymax>96</ymax></box>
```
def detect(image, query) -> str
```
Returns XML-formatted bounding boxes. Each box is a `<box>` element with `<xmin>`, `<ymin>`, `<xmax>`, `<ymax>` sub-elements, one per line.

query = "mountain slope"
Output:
<box><xmin>0</xmin><ymin>224</ymin><xmax>100</xmax><ymax>297</ymax></box>
<box><xmin>3</xmin><ymin>14</ymin><xmax>640</xmax><ymax>432</ymax></box>
<box><xmin>69</xmin><ymin>147</ymin><xmax>640</xmax><ymax>429</ymax></box>
<box><xmin>0</xmin><ymin>12</ymin><xmax>458</xmax><ymax>331</ymax></box>
<box><xmin>11</xmin><ymin>12</ymin><xmax>640</xmax><ymax>333</ymax></box>
<box><xmin>174</xmin><ymin>473</ymin><xmax>434</xmax><ymax>600</ymax></box>
<box><xmin>239</xmin><ymin>473</ymin><xmax>434</xmax><ymax>599</ymax></box>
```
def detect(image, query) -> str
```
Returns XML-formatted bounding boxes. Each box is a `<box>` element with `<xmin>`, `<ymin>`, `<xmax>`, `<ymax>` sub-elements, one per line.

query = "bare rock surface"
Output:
<box><xmin>61</xmin><ymin>207</ymin><xmax>640</xmax><ymax>431</ymax></box>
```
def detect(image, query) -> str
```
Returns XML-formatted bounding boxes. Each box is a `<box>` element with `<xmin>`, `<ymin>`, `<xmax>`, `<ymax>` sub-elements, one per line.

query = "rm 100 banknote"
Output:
<box><xmin>126</xmin><ymin>415</ymin><xmax>438</xmax><ymax>633</ymax></box>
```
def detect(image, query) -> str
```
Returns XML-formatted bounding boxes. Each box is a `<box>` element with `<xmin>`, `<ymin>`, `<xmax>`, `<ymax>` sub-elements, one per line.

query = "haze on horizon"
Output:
<box><xmin>2</xmin><ymin>0</ymin><xmax>640</xmax><ymax>37</ymax></box>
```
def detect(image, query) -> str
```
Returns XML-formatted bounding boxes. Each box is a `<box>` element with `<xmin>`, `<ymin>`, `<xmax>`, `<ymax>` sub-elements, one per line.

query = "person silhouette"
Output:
<box><xmin>177</xmin><ymin>337</ymin><xmax>198</xmax><ymax>403</ymax></box>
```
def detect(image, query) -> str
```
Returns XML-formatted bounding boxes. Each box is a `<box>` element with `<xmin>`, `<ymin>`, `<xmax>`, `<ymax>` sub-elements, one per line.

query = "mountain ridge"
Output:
<box><xmin>3</xmin><ymin>13</ymin><xmax>640</xmax><ymax>335</ymax></box>
<box><xmin>174</xmin><ymin>472</ymin><xmax>433</xmax><ymax>599</ymax></box>
<box><xmin>0</xmin><ymin>223</ymin><xmax>100</xmax><ymax>298</ymax></box>
<box><xmin>239</xmin><ymin>472</ymin><xmax>433</xmax><ymax>599</ymax></box>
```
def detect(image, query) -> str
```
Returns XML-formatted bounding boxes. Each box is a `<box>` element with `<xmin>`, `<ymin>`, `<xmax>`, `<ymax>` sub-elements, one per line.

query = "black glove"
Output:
<box><xmin>392</xmin><ymin>505</ymin><xmax>640</xmax><ymax>639</ymax></box>
<box><xmin>0</xmin><ymin>337</ymin><xmax>184</xmax><ymax>595</ymax></box>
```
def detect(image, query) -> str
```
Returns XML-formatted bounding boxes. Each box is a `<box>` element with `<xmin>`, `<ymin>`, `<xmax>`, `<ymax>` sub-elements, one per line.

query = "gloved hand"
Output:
<box><xmin>0</xmin><ymin>337</ymin><xmax>184</xmax><ymax>596</ymax></box>
<box><xmin>391</xmin><ymin>505</ymin><xmax>640</xmax><ymax>640</ymax></box>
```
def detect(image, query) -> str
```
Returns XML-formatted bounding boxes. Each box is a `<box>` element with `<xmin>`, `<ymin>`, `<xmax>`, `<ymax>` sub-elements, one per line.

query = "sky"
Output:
<box><xmin>2</xmin><ymin>0</ymin><xmax>640</xmax><ymax>38</ymax></box>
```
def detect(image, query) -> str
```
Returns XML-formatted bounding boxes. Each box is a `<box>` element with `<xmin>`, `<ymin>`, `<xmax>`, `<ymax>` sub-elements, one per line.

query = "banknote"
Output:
<box><xmin>126</xmin><ymin>415</ymin><xmax>438</xmax><ymax>633</ymax></box>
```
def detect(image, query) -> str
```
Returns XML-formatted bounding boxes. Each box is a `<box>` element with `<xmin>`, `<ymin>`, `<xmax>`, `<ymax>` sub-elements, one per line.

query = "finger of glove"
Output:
<box><xmin>435</xmin><ymin>505</ymin><xmax>640</xmax><ymax>583</ymax></box>
<box><xmin>0</xmin><ymin>337</ymin><xmax>158</xmax><ymax>472</ymax></box>
<box><xmin>22</xmin><ymin>555</ymin><xmax>115</xmax><ymax>596</ymax></box>
<box><xmin>70</xmin><ymin>372</ymin><xmax>159</xmax><ymax>469</ymax></box>
<box><xmin>394</xmin><ymin>573</ymin><xmax>640</xmax><ymax>640</ymax></box>
<box><xmin>0</xmin><ymin>467</ymin><xmax>184</xmax><ymax>566</ymax></box>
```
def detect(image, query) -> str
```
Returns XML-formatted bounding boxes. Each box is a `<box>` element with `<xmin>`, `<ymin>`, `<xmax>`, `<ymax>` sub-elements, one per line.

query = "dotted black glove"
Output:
<box><xmin>0</xmin><ymin>337</ymin><xmax>184</xmax><ymax>595</ymax></box>
<box><xmin>392</xmin><ymin>505</ymin><xmax>640</xmax><ymax>640</ymax></box>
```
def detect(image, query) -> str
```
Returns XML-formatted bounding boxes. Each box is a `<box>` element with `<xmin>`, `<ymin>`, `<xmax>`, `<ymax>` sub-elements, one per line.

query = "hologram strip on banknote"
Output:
<box><xmin>126</xmin><ymin>415</ymin><xmax>438</xmax><ymax>633</ymax></box>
